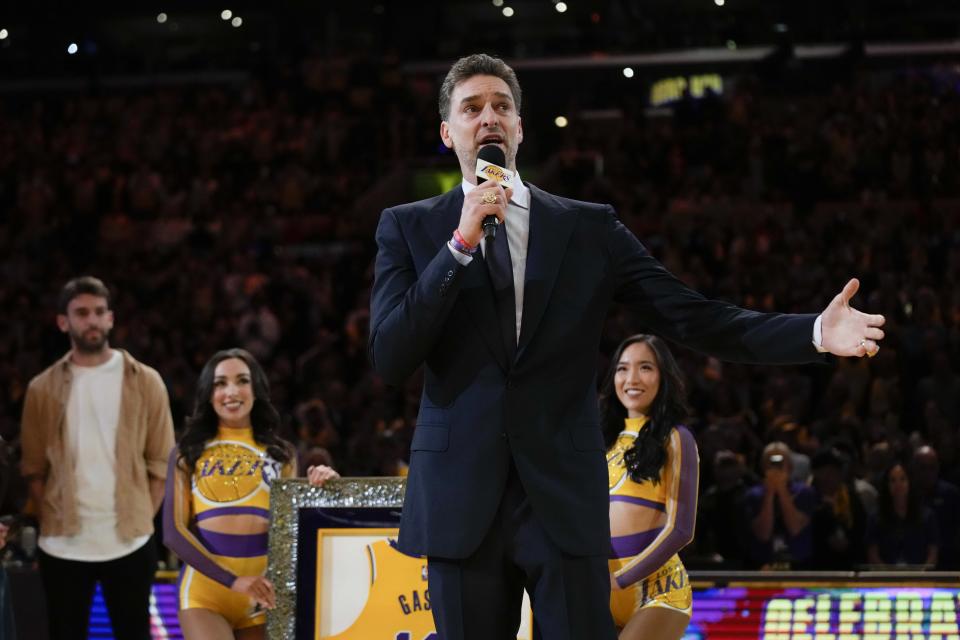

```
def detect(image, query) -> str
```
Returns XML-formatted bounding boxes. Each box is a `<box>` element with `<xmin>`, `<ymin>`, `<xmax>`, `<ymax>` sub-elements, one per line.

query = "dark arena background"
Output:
<box><xmin>2</xmin><ymin>1</ymin><xmax>960</xmax><ymax>638</ymax></box>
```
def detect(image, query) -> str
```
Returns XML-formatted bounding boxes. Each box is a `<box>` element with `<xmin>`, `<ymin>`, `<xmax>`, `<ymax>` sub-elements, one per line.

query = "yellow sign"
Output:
<box><xmin>649</xmin><ymin>74</ymin><xmax>723</xmax><ymax>106</ymax></box>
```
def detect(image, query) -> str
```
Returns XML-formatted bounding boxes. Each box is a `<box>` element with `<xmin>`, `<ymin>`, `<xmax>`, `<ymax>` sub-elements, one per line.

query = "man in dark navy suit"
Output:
<box><xmin>369</xmin><ymin>53</ymin><xmax>885</xmax><ymax>639</ymax></box>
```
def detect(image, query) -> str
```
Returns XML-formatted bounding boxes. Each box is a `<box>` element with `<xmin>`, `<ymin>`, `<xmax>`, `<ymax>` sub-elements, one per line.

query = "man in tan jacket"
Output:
<box><xmin>20</xmin><ymin>276</ymin><xmax>175</xmax><ymax>640</ymax></box>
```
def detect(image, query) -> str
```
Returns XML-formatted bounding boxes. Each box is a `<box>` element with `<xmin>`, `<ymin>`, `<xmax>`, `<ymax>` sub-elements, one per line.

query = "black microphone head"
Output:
<box><xmin>477</xmin><ymin>144</ymin><xmax>506</xmax><ymax>168</ymax></box>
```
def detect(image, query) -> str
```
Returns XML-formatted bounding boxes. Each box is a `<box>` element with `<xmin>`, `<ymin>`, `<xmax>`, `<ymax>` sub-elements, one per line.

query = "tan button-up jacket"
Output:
<box><xmin>20</xmin><ymin>349</ymin><xmax>175</xmax><ymax>541</ymax></box>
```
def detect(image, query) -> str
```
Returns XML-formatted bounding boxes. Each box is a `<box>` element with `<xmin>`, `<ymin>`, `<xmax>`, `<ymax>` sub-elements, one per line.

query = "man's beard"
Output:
<box><xmin>71</xmin><ymin>328</ymin><xmax>109</xmax><ymax>353</ymax></box>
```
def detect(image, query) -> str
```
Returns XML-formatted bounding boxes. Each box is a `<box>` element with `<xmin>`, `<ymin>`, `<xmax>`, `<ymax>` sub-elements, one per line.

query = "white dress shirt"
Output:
<box><xmin>448</xmin><ymin>175</ymin><xmax>530</xmax><ymax>342</ymax></box>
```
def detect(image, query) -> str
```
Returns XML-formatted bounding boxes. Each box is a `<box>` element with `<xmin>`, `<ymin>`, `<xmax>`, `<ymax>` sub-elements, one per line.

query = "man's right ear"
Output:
<box><xmin>439</xmin><ymin>122</ymin><xmax>453</xmax><ymax>149</ymax></box>
<box><xmin>56</xmin><ymin>314</ymin><xmax>69</xmax><ymax>333</ymax></box>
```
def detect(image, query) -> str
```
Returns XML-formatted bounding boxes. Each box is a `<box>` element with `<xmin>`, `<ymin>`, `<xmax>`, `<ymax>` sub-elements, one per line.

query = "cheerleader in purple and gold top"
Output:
<box><xmin>163</xmin><ymin>348</ymin><xmax>338</xmax><ymax>640</ymax></box>
<box><xmin>600</xmin><ymin>335</ymin><xmax>699</xmax><ymax>640</ymax></box>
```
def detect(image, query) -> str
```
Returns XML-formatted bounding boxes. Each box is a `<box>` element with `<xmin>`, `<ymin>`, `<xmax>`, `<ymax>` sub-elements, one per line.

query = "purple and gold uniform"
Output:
<box><xmin>163</xmin><ymin>426</ymin><xmax>294</xmax><ymax>629</ymax></box>
<box><xmin>607</xmin><ymin>417</ymin><xmax>699</xmax><ymax>626</ymax></box>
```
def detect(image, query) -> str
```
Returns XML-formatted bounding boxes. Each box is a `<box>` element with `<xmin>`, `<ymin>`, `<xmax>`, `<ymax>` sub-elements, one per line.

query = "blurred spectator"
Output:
<box><xmin>866</xmin><ymin>348</ymin><xmax>903</xmax><ymax>437</ymax></box>
<box><xmin>294</xmin><ymin>398</ymin><xmax>342</xmax><ymax>468</ymax></box>
<box><xmin>916</xmin><ymin>353</ymin><xmax>960</xmax><ymax>427</ymax></box>
<box><xmin>0</xmin><ymin>443</ymin><xmax>16</xmax><ymax>640</ymax></box>
<box><xmin>745</xmin><ymin>442</ymin><xmax>817</xmax><ymax>569</ymax></box>
<box><xmin>809</xmin><ymin>447</ymin><xmax>867</xmax><ymax>569</ymax></box>
<box><xmin>0</xmin><ymin>521</ymin><xmax>13</xmax><ymax>640</ymax></box>
<box><xmin>910</xmin><ymin>445</ymin><xmax>960</xmax><ymax>569</ymax></box>
<box><xmin>866</xmin><ymin>461</ymin><xmax>939</xmax><ymax>567</ymax></box>
<box><xmin>695</xmin><ymin>415</ymin><xmax>762</xmax><ymax>490</ymax></box>
<box><xmin>692</xmin><ymin>450</ymin><xmax>751</xmax><ymax>568</ymax></box>
<box><xmin>865</xmin><ymin>441</ymin><xmax>897</xmax><ymax>488</ymax></box>
<box><xmin>300</xmin><ymin>446</ymin><xmax>335</xmax><ymax>473</ymax></box>
<box><xmin>765</xmin><ymin>417</ymin><xmax>813</xmax><ymax>483</ymax></box>
<box><xmin>0</xmin><ymin>435</ymin><xmax>25</xmax><ymax>518</ymax></box>
<box><xmin>237</xmin><ymin>296</ymin><xmax>282</xmax><ymax>362</ymax></box>
<box><xmin>370</xmin><ymin>430</ymin><xmax>410</xmax><ymax>478</ymax></box>
<box><xmin>832</xmin><ymin>438</ymin><xmax>879</xmax><ymax>520</ymax></box>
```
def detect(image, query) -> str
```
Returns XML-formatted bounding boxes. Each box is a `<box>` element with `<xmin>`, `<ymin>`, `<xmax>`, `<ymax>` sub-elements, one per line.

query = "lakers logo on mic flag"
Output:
<box><xmin>476</xmin><ymin>157</ymin><xmax>514</xmax><ymax>187</ymax></box>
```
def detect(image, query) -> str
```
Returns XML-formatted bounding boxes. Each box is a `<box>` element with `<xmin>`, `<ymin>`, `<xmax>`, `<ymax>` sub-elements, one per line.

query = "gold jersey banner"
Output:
<box><xmin>314</xmin><ymin>528</ymin><xmax>532</xmax><ymax>640</ymax></box>
<box><xmin>317</xmin><ymin>530</ymin><xmax>435</xmax><ymax>640</ymax></box>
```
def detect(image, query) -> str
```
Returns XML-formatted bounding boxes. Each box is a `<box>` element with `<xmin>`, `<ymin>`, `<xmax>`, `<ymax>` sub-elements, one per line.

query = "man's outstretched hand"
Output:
<box><xmin>821</xmin><ymin>278</ymin><xmax>885</xmax><ymax>357</ymax></box>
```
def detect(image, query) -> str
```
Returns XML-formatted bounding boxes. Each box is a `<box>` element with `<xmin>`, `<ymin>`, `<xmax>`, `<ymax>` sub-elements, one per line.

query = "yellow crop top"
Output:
<box><xmin>163</xmin><ymin>426</ymin><xmax>295</xmax><ymax>587</ymax></box>
<box><xmin>191</xmin><ymin>426</ymin><xmax>285</xmax><ymax>517</ymax></box>
<box><xmin>607</xmin><ymin>417</ymin><xmax>668</xmax><ymax>511</ymax></box>
<box><xmin>606</xmin><ymin>416</ymin><xmax>700</xmax><ymax>588</ymax></box>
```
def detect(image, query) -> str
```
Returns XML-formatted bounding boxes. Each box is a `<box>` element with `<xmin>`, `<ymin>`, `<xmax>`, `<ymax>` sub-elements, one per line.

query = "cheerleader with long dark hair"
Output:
<box><xmin>163</xmin><ymin>348</ymin><xmax>337</xmax><ymax>640</ymax></box>
<box><xmin>600</xmin><ymin>335</ymin><xmax>698</xmax><ymax>640</ymax></box>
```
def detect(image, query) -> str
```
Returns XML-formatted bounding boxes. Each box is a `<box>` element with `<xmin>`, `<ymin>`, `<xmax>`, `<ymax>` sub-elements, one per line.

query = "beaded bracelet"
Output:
<box><xmin>451</xmin><ymin>229</ymin><xmax>478</xmax><ymax>255</ymax></box>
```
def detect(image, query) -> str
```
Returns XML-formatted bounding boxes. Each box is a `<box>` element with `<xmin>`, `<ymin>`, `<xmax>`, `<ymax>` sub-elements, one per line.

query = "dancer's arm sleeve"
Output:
<box><xmin>614</xmin><ymin>427</ymin><xmax>699</xmax><ymax>588</ymax></box>
<box><xmin>162</xmin><ymin>450</ymin><xmax>238</xmax><ymax>587</ymax></box>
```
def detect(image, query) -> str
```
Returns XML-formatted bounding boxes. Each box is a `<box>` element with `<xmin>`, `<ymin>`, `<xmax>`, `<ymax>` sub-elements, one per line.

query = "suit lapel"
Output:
<box><xmin>426</xmin><ymin>187</ymin><xmax>511</xmax><ymax>371</ymax></box>
<box><xmin>517</xmin><ymin>184</ymin><xmax>576</xmax><ymax>356</ymax></box>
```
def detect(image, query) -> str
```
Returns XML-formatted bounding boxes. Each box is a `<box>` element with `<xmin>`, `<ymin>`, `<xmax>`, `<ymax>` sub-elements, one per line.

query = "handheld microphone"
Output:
<box><xmin>475</xmin><ymin>145</ymin><xmax>514</xmax><ymax>239</ymax></box>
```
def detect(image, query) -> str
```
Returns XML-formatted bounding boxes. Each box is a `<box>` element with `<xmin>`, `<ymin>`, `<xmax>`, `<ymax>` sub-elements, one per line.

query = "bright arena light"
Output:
<box><xmin>221</xmin><ymin>9</ymin><xmax>232</xmax><ymax>20</ymax></box>
<box><xmin>623</xmin><ymin>67</ymin><xmax>635</xmax><ymax>78</ymax></box>
<box><xmin>502</xmin><ymin>6</ymin><xmax>514</xmax><ymax>16</ymax></box>
<box><xmin>556</xmin><ymin>2</ymin><xmax>568</xmax><ymax>12</ymax></box>
<box><xmin>67</xmin><ymin>43</ymin><xmax>78</xmax><ymax>55</ymax></box>
<box><xmin>554</xmin><ymin>116</ymin><xmax>569</xmax><ymax>128</ymax></box>
<box><xmin>231</xmin><ymin>16</ymin><xmax>243</xmax><ymax>27</ymax></box>
<box><xmin>0</xmin><ymin>29</ymin><xmax>8</xmax><ymax>40</ymax></box>
<box><xmin>156</xmin><ymin>12</ymin><xmax>168</xmax><ymax>24</ymax></box>
<box><xmin>492</xmin><ymin>0</ymin><xmax>503</xmax><ymax>6</ymax></box>
<box><xmin>715</xmin><ymin>0</ymin><xmax>725</xmax><ymax>6</ymax></box>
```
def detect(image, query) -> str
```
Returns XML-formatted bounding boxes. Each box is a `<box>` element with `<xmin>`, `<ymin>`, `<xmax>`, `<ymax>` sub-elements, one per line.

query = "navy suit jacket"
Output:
<box><xmin>369</xmin><ymin>183</ymin><xmax>820</xmax><ymax>559</ymax></box>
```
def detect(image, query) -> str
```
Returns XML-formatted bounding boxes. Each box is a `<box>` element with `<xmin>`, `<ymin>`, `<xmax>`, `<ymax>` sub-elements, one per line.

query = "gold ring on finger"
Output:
<box><xmin>480</xmin><ymin>191</ymin><xmax>498</xmax><ymax>205</ymax></box>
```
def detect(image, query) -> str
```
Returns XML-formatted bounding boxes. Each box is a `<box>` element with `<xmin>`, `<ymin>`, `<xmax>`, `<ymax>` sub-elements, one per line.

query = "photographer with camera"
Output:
<box><xmin>745</xmin><ymin>442</ymin><xmax>817</xmax><ymax>569</ymax></box>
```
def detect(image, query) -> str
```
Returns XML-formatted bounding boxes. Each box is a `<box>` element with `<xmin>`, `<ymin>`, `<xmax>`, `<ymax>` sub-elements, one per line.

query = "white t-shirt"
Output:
<box><xmin>39</xmin><ymin>350</ymin><xmax>150</xmax><ymax>560</ymax></box>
